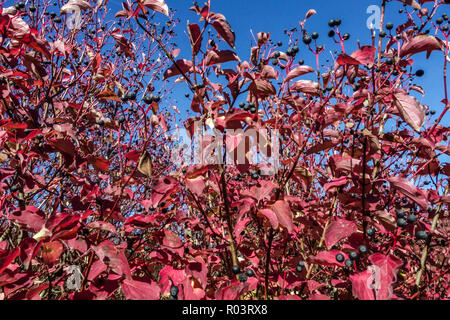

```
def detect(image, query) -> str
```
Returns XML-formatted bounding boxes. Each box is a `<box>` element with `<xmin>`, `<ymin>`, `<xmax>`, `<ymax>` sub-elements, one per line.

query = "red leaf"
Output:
<box><xmin>161</xmin><ymin>230</ymin><xmax>184</xmax><ymax>257</ymax></box>
<box><xmin>258</xmin><ymin>208</ymin><xmax>279</xmax><ymax>230</ymax></box>
<box><xmin>211</xmin><ymin>19</ymin><xmax>235</xmax><ymax>49</ymax></box>
<box><xmin>350</xmin><ymin>46</ymin><xmax>376</xmax><ymax>66</ymax></box>
<box><xmin>324</xmin><ymin>219</ymin><xmax>358</xmax><ymax>249</ymax></box>
<box><xmin>387</xmin><ymin>176</ymin><xmax>428</xmax><ymax>209</ymax></box>
<box><xmin>88</xmin><ymin>156</ymin><xmax>110</xmax><ymax>172</ymax></box>
<box><xmin>26</xmin><ymin>283</ymin><xmax>49</xmax><ymax>300</ymax></box>
<box><xmin>86</xmin><ymin>221</ymin><xmax>116</xmax><ymax>234</ymax></box>
<box><xmin>349</xmin><ymin>270</ymin><xmax>376</xmax><ymax>300</ymax></box>
<box><xmin>93</xmin><ymin>240</ymin><xmax>132</xmax><ymax>279</ymax></box>
<box><xmin>249</xmin><ymin>79</ymin><xmax>276</xmax><ymax>96</ymax></box>
<box><xmin>291</xmin><ymin>80</ymin><xmax>320</xmax><ymax>95</ymax></box>
<box><xmin>284</xmin><ymin>66</ymin><xmax>314</xmax><ymax>82</ymax></box>
<box><xmin>337</xmin><ymin>53</ymin><xmax>360</xmax><ymax>66</ymax></box>
<box><xmin>0</xmin><ymin>248</ymin><xmax>20</xmax><ymax>275</ymax></box>
<box><xmin>49</xmin><ymin>138</ymin><xmax>76</xmax><ymax>156</ymax></box>
<box><xmin>163</xmin><ymin>59</ymin><xmax>194</xmax><ymax>80</ymax></box>
<box><xmin>39</xmin><ymin>241</ymin><xmax>63</xmax><ymax>265</ymax></box>
<box><xmin>244</xmin><ymin>180</ymin><xmax>277</xmax><ymax>202</ymax></box>
<box><xmin>9</xmin><ymin>207</ymin><xmax>45</xmax><ymax>232</ymax></box>
<box><xmin>125</xmin><ymin>150</ymin><xmax>141</xmax><ymax>162</ymax></box>
<box><xmin>121</xmin><ymin>279</ymin><xmax>161</xmax><ymax>300</ymax></box>
<box><xmin>400</xmin><ymin>35</ymin><xmax>443</xmax><ymax>58</ymax></box>
<box><xmin>260</xmin><ymin>65</ymin><xmax>279</xmax><ymax>80</ymax></box>
<box><xmin>395</xmin><ymin>0</ymin><xmax>421</xmax><ymax>10</ymax></box>
<box><xmin>205</xmin><ymin>50</ymin><xmax>240</xmax><ymax>66</ymax></box>
<box><xmin>187</xmin><ymin>23</ymin><xmax>202</xmax><ymax>56</ymax></box>
<box><xmin>271</xmin><ymin>200</ymin><xmax>294</xmax><ymax>233</ymax></box>
<box><xmin>393</xmin><ymin>90</ymin><xmax>425</xmax><ymax>132</ymax></box>
<box><xmin>308</xmin><ymin>249</ymin><xmax>346</xmax><ymax>267</ymax></box>
<box><xmin>324</xmin><ymin>176</ymin><xmax>348</xmax><ymax>192</ymax></box>
<box><xmin>185</xmin><ymin>176</ymin><xmax>206</xmax><ymax>197</ymax></box>
<box><xmin>305</xmin><ymin>9</ymin><xmax>317</xmax><ymax>20</ymax></box>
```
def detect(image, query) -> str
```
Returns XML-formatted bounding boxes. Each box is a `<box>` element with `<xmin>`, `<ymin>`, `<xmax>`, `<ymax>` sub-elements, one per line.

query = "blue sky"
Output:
<box><xmin>121</xmin><ymin>0</ymin><xmax>448</xmax><ymax>130</ymax></box>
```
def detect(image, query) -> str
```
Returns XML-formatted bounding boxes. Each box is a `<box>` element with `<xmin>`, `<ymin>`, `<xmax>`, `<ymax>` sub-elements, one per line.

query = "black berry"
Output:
<box><xmin>345</xmin><ymin>259</ymin><xmax>353</xmax><ymax>268</ymax></box>
<box><xmin>303</xmin><ymin>35</ymin><xmax>312</xmax><ymax>44</ymax></box>
<box><xmin>232</xmin><ymin>265</ymin><xmax>240</xmax><ymax>274</ymax></box>
<box><xmin>349</xmin><ymin>251</ymin><xmax>358</xmax><ymax>260</ymax></box>
<box><xmin>415</xmin><ymin>230</ymin><xmax>428</xmax><ymax>240</ymax></box>
<box><xmin>336</xmin><ymin>254</ymin><xmax>345</xmax><ymax>262</ymax></box>
<box><xmin>358</xmin><ymin>245</ymin><xmax>368</xmax><ymax>254</ymax></box>
<box><xmin>366</xmin><ymin>227</ymin><xmax>376</xmax><ymax>237</ymax></box>
<box><xmin>415</xmin><ymin>69</ymin><xmax>424</xmax><ymax>77</ymax></box>
<box><xmin>407</xmin><ymin>214</ymin><xmax>417</xmax><ymax>223</ymax></box>
<box><xmin>397</xmin><ymin>218</ymin><xmax>407</xmax><ymax>228</ymax></box>
<box><xmin>170</xmin><ymin>285</ymin><xmax>179</xmax><ymax>297</ymax></box>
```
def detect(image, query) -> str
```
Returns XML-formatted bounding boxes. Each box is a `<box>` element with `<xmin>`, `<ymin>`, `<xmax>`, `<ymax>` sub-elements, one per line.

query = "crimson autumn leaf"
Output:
<box><xmin>271</xmin><ymin>200</ymin><xmax>294</xmax><ymax>233</ymax></box>
<box><xmin>305</xmin><ymin>9</ymin><xmax>317</xmax><ymax>20</ymax></box>
<box><xmin>9</xmin><ymin>207</ymin><xmax>45</xmax><ymax>232</ymax></box>
<box><xmin>260</xmin><ymin>65</ymin><xmax>279</xmax><ymax>80</ymax></box>
<box><xmin>185</xmin><ymin>176</ymin><xmax>206</xmax><ymax>197</ymax></box>
<box><xmin>258</xmin><ymin>208</ymin><xmax>279</xmax><ymax>230</ymax></box>
<box><xmin>111</xmin><ymin>32</ymin><xmax>135</xmax><ymax>59</ymax></box>
<box><xmin>395</xmin><ymin>0</ymin><xmax>421</xmax><ymax>10</ymax></box>
<box><xmin>387</xmin><ymin>176</ymin><xmax>428</xmax><ymax>209</ymax></box>
<box><xmin>205</xmin><ymin>49</ymin><xmax>240</xmax><ymax>66</ymax></box>
<box><xmin>88</xmin><ymin>156</ymin><xmax>110</xmax><ymax>172</ymax></box>
<box><xmin>187</xmin><ymin>23</ymin><xmax>202</xmax><ymax>56</ymax></box>
<box><xmin>249</xmin><ymin>79</ymin><xmax>276</xmax><ymax>96</ymax></box>
<box><xmin>291</xmin><ymin>80</ymin><xmax>320</xmax><ymax>95</ymax></box>
<box><xmin>163</xmin><ymin>59</ymin><xmax>194</xmax><ymax>80</ymax></box>
<box><xmin>323</xmin><ymin>176</ymin><xmax>348</xmax><ymax>192</ymax></box>
<box><xmin>211</xmin><ymin>19</ymin><xmax>235</xmax><ymax>49</ymax></box>
<box><xmin>0</xmin><ymin>248</ymin><xmax>20</xmax><ymax>275</ymax></box>
<box><xmin>308</xmin><ymin>249</ymin><xmax>347</xmax><ymax>267</ymax></box>
<box><xmin>337</xmin><ymin>53</ymin><xmax>360</xmax><ymax>66</ymax></box>
<box><xmin>324</xmin><ymin>219</ymin><xmax>358</xmax><ymax>249</ymax></box>
<box><xmin>350</xmin><ymin>46</ymin><xmax>376</xmax><ymax>66</ymax></box>
<box><xmin>393</xmin><ymin>89</ymin><xmax>425</xmax><ymax>132</ymax></box>
<box><xmin>399</xmin><ymin>35</ymin><xmax>443</xmax><ymax>58</ymax></box>
<box><xmin>242</xmin><ymin>180</ymin><xmax>278</xmax><ymax>202</ymax></box>
<box><xmin>93</xmin><ymin>240</ymin><xmax>132</xmax><ymax>279</ymax></box>
<box><xmin>161</xmin><ymin>230</ymin><xmax>184</xmax><ymax>257</ymax></box>
<box><xmin>39</xmin><ymin>241</ymin><xmax>64</xmax><ymax>265</ymax></box>
<box><xmin>121</xmin><ymin>279</ymin><xmax>161</xmax><ymax>300</ymax></box>
<box><xmin>86</xmin><ymin>221</ymin><xmax>117</xmax><ymax>234</ymax></box>
<box><xmin>284</xmin><ymin>65</ymin><xmax>314</xmax><ymax>82</ymax></box>
<box><xmin>349</xmin><ymin>270</ymin><xmax>376</xmax><ymax>300</ymax></box>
